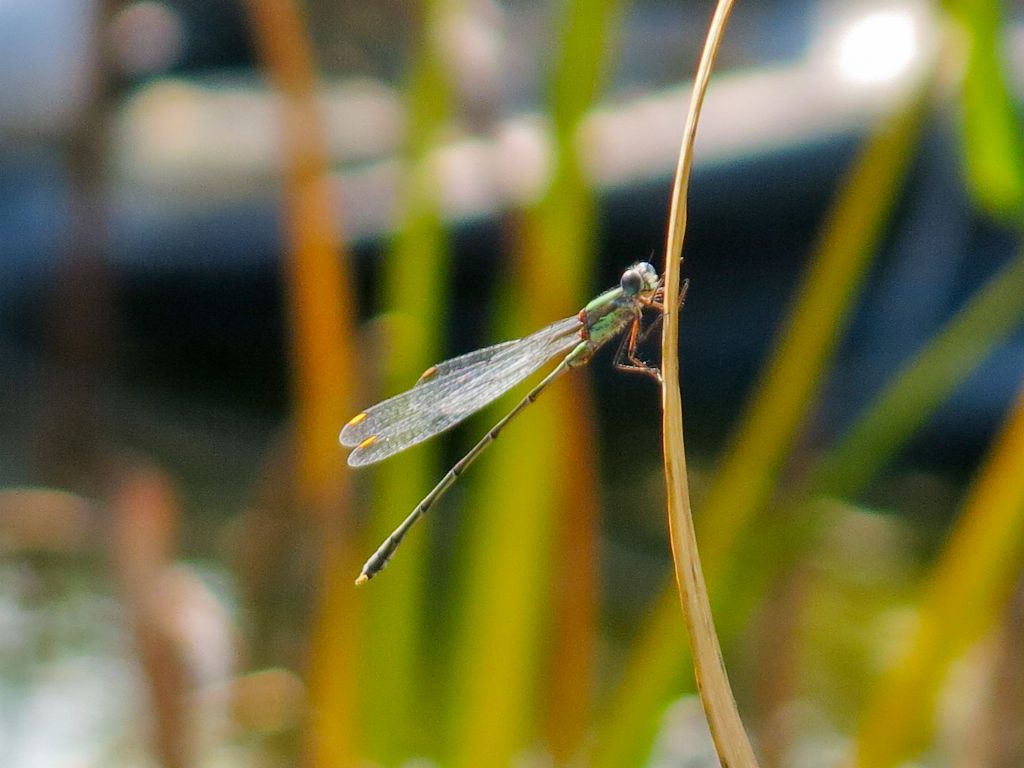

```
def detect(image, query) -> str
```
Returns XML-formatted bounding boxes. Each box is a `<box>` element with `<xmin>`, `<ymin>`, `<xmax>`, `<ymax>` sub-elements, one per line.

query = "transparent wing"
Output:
<box><xmin>341</xmin><ymin>315</ymin><xmax>582</xmax><ymax>466</ymax></box>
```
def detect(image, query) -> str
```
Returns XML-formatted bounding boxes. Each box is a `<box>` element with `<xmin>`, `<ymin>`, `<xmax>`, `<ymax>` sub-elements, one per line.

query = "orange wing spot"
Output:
<box><xmin>346</xmin><ymin>412</ymin><xmax>368</xmax><ymax>428</ymax></box>
<box><xmin>357</xmin><ymin>435</ymin><xmax>378</xmax><ymax>450</ymax></box>
<box><xmin>419</xmin><ymin>365</ymin><xmax>438</xmax><ymax>382</ymax></box>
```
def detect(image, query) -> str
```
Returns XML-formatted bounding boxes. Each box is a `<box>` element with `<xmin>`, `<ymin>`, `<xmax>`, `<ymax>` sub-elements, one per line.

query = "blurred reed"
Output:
<box><xmin>244</xmin><ymin>0</ymin><xmax>360</xmax><ymax>764</ymax></box>
<box><xmin>109</xmin><ymin>463</ymin><xmax>190</xmax><ymax>768</ymax></box>
<box><xmin>446</xmin><ymin>1</ymin><xmax>620</xmax><ymax>764</ymax></box>
<box><xmin>963</xmin><ymin>584</ymin><xmax>1024</xmax><ymax>766</ymax></box>
<box><xmin>38</xmin><ymin>0</ymin><xmax>117</xmax><ymax>493</ymax></box>
<box><xmin>816</xmin><ymin>249</ymin><xmax>1024</xmax><ymax>499</ymax></box>
<box><xmin>358</xmin><ymin>0</ymin><xmax>453</xmax><ymax>761</ymax></box>
<box><xmin>847</xmin><ymin>384</ymin><xmax>1024</xmax><ymax>767</ymax></box>
<box><xmin>723</xmin><ymin>239</ymin><xmax>1024</xmax><ymax>762</ymax></box>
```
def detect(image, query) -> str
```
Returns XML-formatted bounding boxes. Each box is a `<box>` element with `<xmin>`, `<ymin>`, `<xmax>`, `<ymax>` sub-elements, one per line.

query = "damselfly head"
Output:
<box><xmin>621</xmin><ymin>262</ymin><xmax>659</xmax><ymax>297</ymax></box>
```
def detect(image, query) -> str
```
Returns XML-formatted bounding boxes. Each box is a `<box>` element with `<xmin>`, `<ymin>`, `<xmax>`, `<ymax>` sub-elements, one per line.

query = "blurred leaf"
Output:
<box><xmin>359</xmin><ymin>1</ymin><xmax>454</xmax><ymax>762</ymax></box>
<box><xmin>946</xmin><ymin>0</ymin><xmax>1024</xmax><ymax>219</ymax></box>
<box><xmin>848</xmin><ymin>384</ymin><xmax>1024</xmax><ymax>767</ymax></box>
<box><xmin>591</xmin><ymin>69</ymin><xmax>932</xmax><ymax>768</ymax></box>
<box><xmin>446</xmin><ymin>0</ymin><xmax>620</xmax><ymax>764</ymax></box>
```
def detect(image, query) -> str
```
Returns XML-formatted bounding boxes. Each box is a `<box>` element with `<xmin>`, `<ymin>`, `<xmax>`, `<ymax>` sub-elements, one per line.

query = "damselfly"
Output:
<box><xmin>342</xmin><ymin>261</ymin><xmax>681</xmax><ymax>584</ymax></box>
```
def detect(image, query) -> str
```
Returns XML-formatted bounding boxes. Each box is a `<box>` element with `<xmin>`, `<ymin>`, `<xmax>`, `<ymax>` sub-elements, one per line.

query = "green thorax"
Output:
<box><xmin>581</xmin><ymin>286</ymin><xmax>636</xmax><ymax>346</ymax></box>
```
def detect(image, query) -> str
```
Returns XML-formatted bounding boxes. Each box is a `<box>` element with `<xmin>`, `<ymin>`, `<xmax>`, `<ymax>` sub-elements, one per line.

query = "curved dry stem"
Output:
<box><xmin>659</xmin><ymin>1</ymin><xmax>759</xmax><ymax>765</ymax></box>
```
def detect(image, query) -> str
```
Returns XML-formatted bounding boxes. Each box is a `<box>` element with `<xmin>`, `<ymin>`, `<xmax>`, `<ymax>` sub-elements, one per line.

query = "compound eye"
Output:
<box><xmin>621</xmin><ymin>268</ymin><xmax>643</xmax><ymax>296</ymax></box>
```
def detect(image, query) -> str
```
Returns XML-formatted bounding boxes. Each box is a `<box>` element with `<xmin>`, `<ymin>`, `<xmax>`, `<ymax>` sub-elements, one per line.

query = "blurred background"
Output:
<box><xmin>1</xmin><ymin>0</ymin><xmax>1023</xmax><ymax>766</ymax></box>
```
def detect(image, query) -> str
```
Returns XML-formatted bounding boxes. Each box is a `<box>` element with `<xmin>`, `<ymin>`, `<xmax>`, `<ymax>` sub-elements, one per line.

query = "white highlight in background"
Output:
<box><xmin>835</xmin><ymin>8</ymin><xmax>920</xmax><ymax>85</ymax></box>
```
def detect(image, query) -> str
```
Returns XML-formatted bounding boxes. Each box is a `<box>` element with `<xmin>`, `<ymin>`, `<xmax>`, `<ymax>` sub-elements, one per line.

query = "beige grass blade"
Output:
<box><xmin>659</xmin><ymin>1</ymin><xmax>758</xmax><ymax>765</ymax></box>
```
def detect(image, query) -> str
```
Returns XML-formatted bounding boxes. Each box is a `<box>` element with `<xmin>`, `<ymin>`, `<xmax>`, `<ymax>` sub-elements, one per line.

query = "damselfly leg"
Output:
<box><xmin>613</xmin><ymin>277</ymin><xmax>690</xmax><ymax>381</ymax></box>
